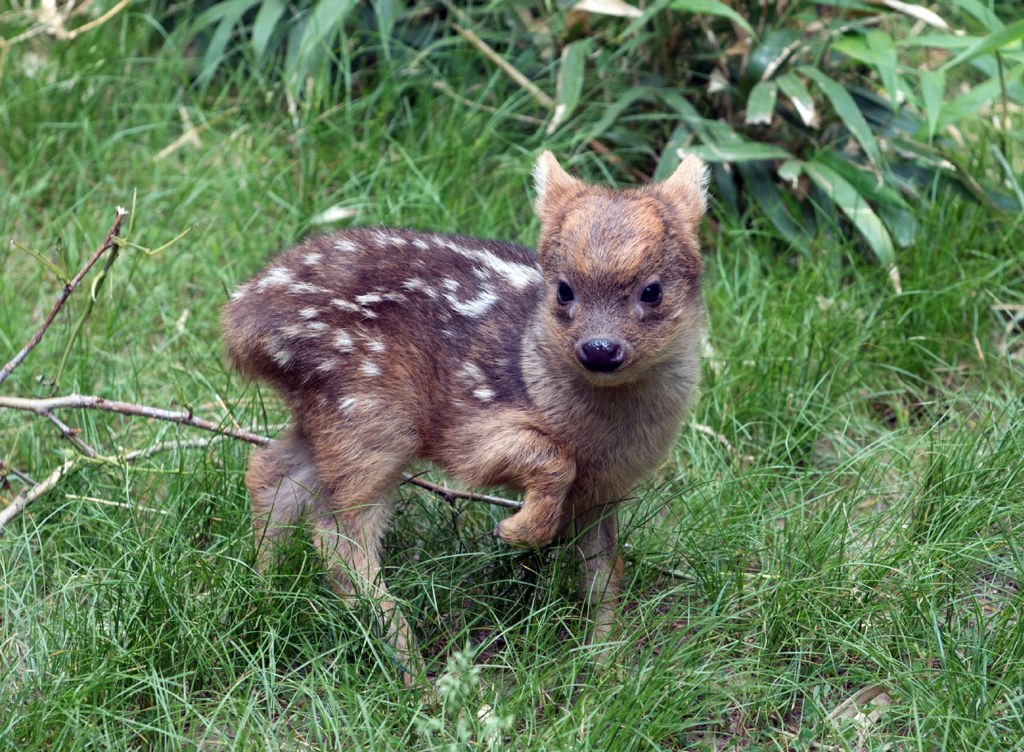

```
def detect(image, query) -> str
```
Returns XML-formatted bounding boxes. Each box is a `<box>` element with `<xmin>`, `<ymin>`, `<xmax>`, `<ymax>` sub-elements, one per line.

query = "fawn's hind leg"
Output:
<box><xmin>245</xmin><ymin>427</ymin><xmax>320</xmax><ymax>571</ymax></box>
<box><xmin>305</xmin><ymin>420</ymin><xmax>423</xmax><ymax>684</ymax></box>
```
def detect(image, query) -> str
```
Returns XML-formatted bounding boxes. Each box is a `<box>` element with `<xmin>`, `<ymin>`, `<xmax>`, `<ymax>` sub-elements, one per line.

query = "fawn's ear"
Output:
<box><xmin>533</xmin><ymin>151</ymin><xmax>582</xmax><ymax>221</ymax></box>
<box><xmin>652</xmin><ymin>152</ymin><xmax>709</xmax><ymax>225</ymax></box>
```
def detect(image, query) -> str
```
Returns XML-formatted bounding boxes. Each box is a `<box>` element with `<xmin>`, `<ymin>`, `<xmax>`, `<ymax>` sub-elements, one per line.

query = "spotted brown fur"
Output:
<box><xmin>222</xmin><ymin>151</ymin><xmax>709</xmax><ymax>685</ymax></box>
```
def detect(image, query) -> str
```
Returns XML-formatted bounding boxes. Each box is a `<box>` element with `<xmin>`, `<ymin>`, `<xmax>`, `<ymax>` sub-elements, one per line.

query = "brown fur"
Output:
<box><xmin>222</xmin><ymin>151</ymin><xmax>709</xmax><ymax>684</ymax></box>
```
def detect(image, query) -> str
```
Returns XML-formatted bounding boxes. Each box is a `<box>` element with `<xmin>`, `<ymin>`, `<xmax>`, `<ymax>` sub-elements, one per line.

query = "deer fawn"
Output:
<box><xmin>222</xmin><ymin>151</ymin><xmax>708</xmax><ymax>684</ymax></box>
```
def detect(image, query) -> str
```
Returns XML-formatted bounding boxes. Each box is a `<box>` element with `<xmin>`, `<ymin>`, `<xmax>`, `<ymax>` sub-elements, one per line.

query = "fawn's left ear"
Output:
<box><xmin>651</xmin><ymin>152</ymin><xmax>709</xmax><ymax>225</ymax></box>
<box><xmin>533</xmin><ymin>151</ymin><xmax>583</xmax><ymax>222</ymax></box>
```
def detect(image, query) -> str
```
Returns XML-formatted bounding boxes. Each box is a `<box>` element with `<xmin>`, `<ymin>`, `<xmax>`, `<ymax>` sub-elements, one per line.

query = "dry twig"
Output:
<box><xmin>0</xmin><ymin>394</ymin><xmax>271</xmax><ymax>446</ymax></box>
<box><xmin>0</xmin><ymin>207</ymin><xmax>126</xmax><ymax>386</ymax></box>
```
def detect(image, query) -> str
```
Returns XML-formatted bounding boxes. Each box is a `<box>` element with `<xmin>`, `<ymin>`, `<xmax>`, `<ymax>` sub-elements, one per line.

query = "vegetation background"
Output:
<box><xmin>1</xmin><ymin>1</ymin><xmax>1022</xmax><ymax>749</ymax></box>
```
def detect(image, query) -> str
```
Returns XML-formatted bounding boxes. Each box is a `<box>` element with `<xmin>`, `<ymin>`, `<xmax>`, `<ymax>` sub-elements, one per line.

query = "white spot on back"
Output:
<box><xmin>288</xmin><ymin>281</ymin><xmax>328</xmax><ymax>295</ymax></box>
<box><xmin>334</xmin><ymin>238</ymin><xmax>359</xmax><ymax>253</ymax></box>
<box><xmin>306</xmin><ymin>321</ymin><xmax>327</xmax><ymax>332</ymax></box>
<box><xmin>256</xmin><ymin>267</ymin><xmax>294</xmax><ymax>291</ymax></box>
<box><xmin>366</xmin><ymin>340</ymin><xmax>386</xmax><ymax>353</ymax></box>
<box><xmin>441</xmin><ymin>278</ymin><xmax>460</xmax><ymax>292</ymax></box>
<box><xmin>299</xmin><ymin>307</ymin><xmax>319</xmax><ymax>319</ymax></box>
<box><xmin>450</xmin><ymin>245</ymin><xmax>541</xmax><ymax>290</ymax></box>
<box><xmin>332</xmin><ymin>298</ymin><xmax>360</xmax><ymax>313</ymax></box>
<box><xmin>272</xmin><ymin>349</ymin><xmax>293</xmax><ymax>366</ymax></box>
<box><xmin>355</xmin><ymin>293</ymin><xmax>383</xmax><ymax>306</ymax></box>
<box><xmin>445</xmin><ymin>288</ymin><xmax>498</xmax><ymax>318</ymax></box>
<box><xmin>472</xmin><ymin>386</ymin><xmax>495</xmax><ymax>402</ymax></box>
<box><xmin>338</xmin><ymin>396</ymin><xmax>358</xmax><ymax>414</ymax></box>
<box><xmin>230</xmin><ymin>286</ymin><xmax>247</xmax><ymax>301</ymax></box>
<box><xmin>360</xmin><ymin>361</ymin><xmax>381</xmax><ymax>378</ymax></box>
<box><xmin>458</xmin><ymin>362</ymin><xmax>485</xmax><ymax>384</ymax></box>
<box><xmin>333</xmin><ymin>330</ymin><xmax>355</xmax><ymax>352</ymax></box>
<box><xmin>412</xmin><ymin>238</ymin><xmax>430</xmax><ymax>250</ymax></box>
<box><xmin>373</xmin><ymin>229</ymin><xmax>401</xmax><ymax>245</ymax></box>
<box><xmin>302</xmin><ymin>252</ymin><xmax>323</xmax><ymax>266</ymax></box>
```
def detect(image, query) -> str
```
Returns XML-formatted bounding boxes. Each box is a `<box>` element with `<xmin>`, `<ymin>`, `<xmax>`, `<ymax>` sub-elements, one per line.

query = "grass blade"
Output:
<box><xmin>252</xmin><ymin>0</ymin><xmax>287</xmax><ymax>61</ymax></box>
<box><xmin>941</xmin><ymin>18</ymin><xmax>1024</xmax><ymax>71</ymax></box>
<box><xmin>549</xmin><ymin>40</ymin><xmax>590</xmax><ymax>133</ymax></box>
<box><xmin>947</xmin><ymin>0</ymin><xmax>1005</xmax><ymax>31</ymax></box>
<box><xmin>919</xmin><ymin>68</ymin><xmax>945</xmax><ymax>141</ymax></box>
<box><xmin>688</xmin><ymin>141</ymin><xmax>791</xmax><ymax>163</ymax></box>
<box><xmin>667</xmin><ymin>0</ymin><xmax>755</xmax><ymax>37</ymax></box>
<box><xmin>799</xmin><ymin>66</ymin><xmax>882</xmax><ymax>167</ymax></box>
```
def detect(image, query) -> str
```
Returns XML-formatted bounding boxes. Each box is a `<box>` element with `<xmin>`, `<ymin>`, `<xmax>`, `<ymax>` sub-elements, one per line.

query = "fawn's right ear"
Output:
<box><xmin>533</xmin><ymin>151</ymin><xmax>582</xmax><ymax>223</ymax></box>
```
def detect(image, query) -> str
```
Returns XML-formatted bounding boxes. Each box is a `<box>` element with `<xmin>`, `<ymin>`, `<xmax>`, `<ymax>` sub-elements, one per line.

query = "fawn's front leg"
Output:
<box><xmin>447</xmin><ymin>415</ymin><xmax>576</xmax><ymax>548</ymax></box>
<box><xmin>574</xmin><ymin>503</ymin><xmax>623</xmax><ymax>654</ymax></box>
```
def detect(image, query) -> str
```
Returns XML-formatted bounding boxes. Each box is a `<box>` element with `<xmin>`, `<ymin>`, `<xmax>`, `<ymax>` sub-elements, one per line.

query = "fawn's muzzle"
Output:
<box><xmin>576</xmin><ymin>338</ymin><xmax>626</xmax><ymax>372</ymax></box>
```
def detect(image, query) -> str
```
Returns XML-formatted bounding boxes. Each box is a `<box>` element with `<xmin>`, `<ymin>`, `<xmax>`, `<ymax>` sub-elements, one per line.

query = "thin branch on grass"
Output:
<box><xmin>0</xmin><ymin>394</ymin><xmax>272</xmax><ymax>447</ymax></box>
<box><xmin>0</xmin><ymin>436</ymin><xmax>236</xmax><ymax>535</ymax></box>
<box><xmin>1</xmin><ymin>464</ymin><xmax>37</xmax><ymax>487</ymax></box>
<box><xmin>0</xmin><ymin>458</ymin><xmax>80</xmax><ymax>532</ymax></box>
<box><xmin>0</xmin><ymin>207</ymin><xmax>127</xmax><ymax>386</ymax></box>
<box><xmin>39</xmin><ymin>408</ymin><xmax>98</xmax><ymax>458</ymax></box>
<box><xmin>401</xmin><ymin>473</ymin><xmax>523</xmax><ymax>511</ymax></box>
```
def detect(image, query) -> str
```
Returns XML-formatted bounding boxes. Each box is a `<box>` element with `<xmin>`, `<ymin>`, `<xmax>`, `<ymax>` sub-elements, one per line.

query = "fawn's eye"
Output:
<box><xmin>640</xmin><ymin>282</ymin><xmax>662</xmax><ymax>305</ymax></box>
<box><xmin>556</xmin><ymin>280</ymin><xmax>575</xmax><ymax>305</ymax></box>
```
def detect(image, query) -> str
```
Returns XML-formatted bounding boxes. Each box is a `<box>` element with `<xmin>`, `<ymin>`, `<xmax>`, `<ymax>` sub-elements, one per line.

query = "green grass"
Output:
<box><xmin>2</xmin><ymin>7</ymin><xmax>1023</xmax><ymax>750</ymax></box>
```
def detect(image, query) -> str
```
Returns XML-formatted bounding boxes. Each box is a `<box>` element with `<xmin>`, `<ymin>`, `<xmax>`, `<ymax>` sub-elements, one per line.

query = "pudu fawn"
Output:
<box><xmin>222</xmin><ymin>151</ymin><xmax>708</xmax><ymax>683</ymax></box>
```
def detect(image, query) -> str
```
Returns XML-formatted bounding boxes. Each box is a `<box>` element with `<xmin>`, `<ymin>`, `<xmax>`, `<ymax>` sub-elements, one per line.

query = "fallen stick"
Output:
<box><xmin>0</xmin><ymin>208</ymin><xmax>126</xmax><ymax>386</ymax></box>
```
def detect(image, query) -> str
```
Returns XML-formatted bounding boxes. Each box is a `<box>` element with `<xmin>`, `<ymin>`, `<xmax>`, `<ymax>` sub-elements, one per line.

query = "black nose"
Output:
<box><xmin>576</xmin><ymin>338</ymin><xmax>626</xmax><ymax>372</ymax></box>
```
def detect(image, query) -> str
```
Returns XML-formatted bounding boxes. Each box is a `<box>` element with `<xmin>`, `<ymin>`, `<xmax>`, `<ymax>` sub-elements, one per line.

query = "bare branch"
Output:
<box><xmin>0</xmin><ymin>436</ymin><xmax>239</xmax><ymax>535</ymax></box>
<box><xmin>0</xmin><ymin>208</ymin><xmax>127</xmax><ymax>386</ymax></box>
<box><xmin>0</xmin><ymin>458</ymin><xmax>80</xmax><ymax>533</ymax></box>
<box><xmin>0</xmin><ymin>394</ymin><xmax>271</xmax><ymax>446</ymax></box>
<box><xmin>402</xmin><ymin>473</ymin><xmax>523</xmax><ymax>510</ymax></box>
<box><xmin>39</xmin><ymin>409</ymin><xmax>98</xmax><ymax>458</ymax></box>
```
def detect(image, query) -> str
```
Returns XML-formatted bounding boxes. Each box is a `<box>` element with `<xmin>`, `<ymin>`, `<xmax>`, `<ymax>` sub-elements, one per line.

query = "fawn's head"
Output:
<box><xmin>532</xmin><ymin>151</ymin><xmax>708</xmax><ymax>386</ymax></box>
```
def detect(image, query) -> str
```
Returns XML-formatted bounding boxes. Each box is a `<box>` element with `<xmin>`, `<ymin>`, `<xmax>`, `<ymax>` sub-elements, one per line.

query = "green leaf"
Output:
<box><xmin>744</xmin><ymin>80</ymin><xmax>778</xmax><ymax>125</ymax></box>
<box><xmin>778</xmin><ymin>159</ymin><xmax>803</xmax><ymax>187</ymax></box>
<box><xmin>193</xmin><ymin>0</ymin><xmax>263</xmax><ymax>85</ymax></box>
<box><xmin>688</xmin><ymin>142</ymin><xmax>792</xmax><ymax>163</ymax></box>
<box><xmin>802</xmin><ymin>159</ymin><xmax>899</xmax><ymax>287</ymax></box>
<box><xmin>919</xmin><ymin>68</ymin><xmax>945</xmax><ymax>141</ymax></box>
<box><xmin>866</xmin><ymin>31</ymin><xmax>900</xmax><ymax>104</ymax></box>
<box><xmin>285</xmin><ymin>0</ymin><xmax>356</xmax><ymax>88</ymax></box>
<box><xmin>941</xmin><ymin>18</ymin><xmax>1024</xmax><ymax>71</ymax></box>
<box><xmin>798</xmin><ymin>66</ymin><xmax>881</xmax><ymax>167</ymax></box>
<box><xmin>737</xmin><ymin>162</ymin><xmax>812</xmax><ymax>254</ymax></box>
<box><xmin>899</xmin><ymin>34</ymin><xmax>975</xmax><ymax>52</ymax></box>
<box><xmin>947</xmin><ymin>0</ymin><xmax>1005</xmax><ymax>32</ymax></box>
<box><xmin>746</xmin><ymin>28</ymin><xmax>800</xmax><ymax>83</ymax></box>
<box><xmin>814</xmin><ymin>150</ymin><xmax>909</xmax><ymax>210</ymax></box>
<box><xmin>252</xmin><ymin>0</ymin><xmax>287</xmax><ymax>61</ymax></box>
<box><xmin>584</xmin><ymin>87</ymin><xmax>654</xmax><ymax>141</ymax></box>
<box><xmin>940</xmin><ymin>64</ymin><xmax>1024</xmax><ymax>126</ymax></box>
<box><xmin>549</xmin><ymin>40</ymin><xmax>590</xmax><ymax>133</ymax></box>
<box><xmin>667</xmin><ymin>0</ymin><xmax>755</xmax><ymax>37</ymax></box>
<box><xmin>653</xmin><ymin>124</ymin><xmax>691</xmax><ymax>182</ymax></box>
<box><xmin>776</xmin><ymin>72</ymin><xmax>816</xmax><ymax>126</ymax></box>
